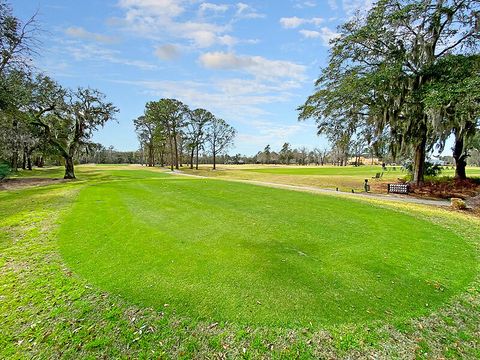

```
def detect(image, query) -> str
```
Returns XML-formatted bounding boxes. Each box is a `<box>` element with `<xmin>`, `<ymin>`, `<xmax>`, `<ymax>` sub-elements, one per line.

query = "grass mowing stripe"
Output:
<box><xmin>58</xmin><ymin>177</ymin><xmax>476</xmax><ymax>328</ymax></box>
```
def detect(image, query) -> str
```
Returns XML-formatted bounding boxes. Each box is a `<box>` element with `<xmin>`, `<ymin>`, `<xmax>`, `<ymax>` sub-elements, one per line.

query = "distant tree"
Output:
<box><xmin>279</xmin><ymin>142</ymin><xmax>293</xmax><ymax>165</ymax></box>
<box><xmin>312</xmin><ymin>147</ymin><xmax>329</xmax><ymax>165</ymax></box>
<box><xmin>352</xmin><ymin>137</ymin><xmax>366</xmax><ymax>166</ymax></box>
<box><xmin>147</xmin><ymin>99</ymin><xmax>189</xmax><ymax>171</ymax></box>
<box><xmin>186</xmin><ymin>108</ymin><xmax>213</xmax><ymax>169</ymax></box>
<box><xmin>264</xmin><ymin>144</ymin><xmax>271</xmax><ymax>164</ymax></box>
<box><xmin>134</xmin><ymin>115</ymin><xmax>157</xmax><ymax>167</ymax></box>
<box><xmin>298</xmin><ymin>146</ymin><xmax>308</xmax><ymax>165</ymax></box>
<box><xmin>206</xmin><ymin>117</ymin><xmax>236</xmax><ymax>170</ymax></box>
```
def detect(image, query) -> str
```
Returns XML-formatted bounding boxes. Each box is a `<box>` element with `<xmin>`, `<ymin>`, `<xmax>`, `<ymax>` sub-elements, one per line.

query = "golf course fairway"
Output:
<box><xmin>58</xmin><ymin>176</ymin><xmax>476</xmax><ymax>327</ymax></box>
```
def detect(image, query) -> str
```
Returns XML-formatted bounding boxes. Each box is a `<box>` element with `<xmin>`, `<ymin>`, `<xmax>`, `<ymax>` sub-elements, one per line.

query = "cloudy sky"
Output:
<box><xmin>14</xmin><ymin>0</ymin><xmax>373</xmax><ymax>154</ymax></box>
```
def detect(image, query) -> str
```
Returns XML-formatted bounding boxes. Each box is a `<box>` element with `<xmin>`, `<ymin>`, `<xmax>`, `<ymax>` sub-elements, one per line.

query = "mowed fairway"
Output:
<box><xmin>58</xmin><ymin>174</ymin><xmax>476</xmax><ymax>327</ymax></box>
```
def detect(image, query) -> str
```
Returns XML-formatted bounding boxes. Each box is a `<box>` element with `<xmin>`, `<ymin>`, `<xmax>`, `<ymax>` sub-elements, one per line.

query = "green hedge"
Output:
<box><xmin>0</xmin><ymin>161</ymin><xmax>11</xmax><ymax>180</ymax></box>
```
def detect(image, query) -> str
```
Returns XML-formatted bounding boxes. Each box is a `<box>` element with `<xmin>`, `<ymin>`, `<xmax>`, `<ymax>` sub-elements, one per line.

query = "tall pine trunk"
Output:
<box><xmin>169</xmin><ymin>137</ymin><xmax>174</xmax><ymax>171</ymax></box>
<box><xmin>195</xmin><ymin>146</ymin><xmax>200</xmax><ymax>170</ymax></box>
<box><xmin>190</xmin><ymin>147</ymin><xmax>195</xmax><ymax>169</ymax></box>
<box><xmin>173</xmin><ymin>134</ymin><xmax>179</xmax><ymax>170</ymax></box>
<box><xmin>453</xmin><ymin>130</ymin><xmax>467</xmax><ymax>180</ymax></box>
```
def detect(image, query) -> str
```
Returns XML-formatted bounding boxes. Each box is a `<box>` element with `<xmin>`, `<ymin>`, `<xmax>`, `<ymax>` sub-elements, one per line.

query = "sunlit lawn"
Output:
<box><xmin>1</xmin><ymin>165</ymin><xmax>480</xmax><ymax>358</ymax></box>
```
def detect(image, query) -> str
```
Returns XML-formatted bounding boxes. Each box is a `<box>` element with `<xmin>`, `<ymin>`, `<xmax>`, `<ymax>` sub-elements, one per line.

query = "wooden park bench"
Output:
<box><xmin>387</xmin><ymin>183</ymin><xmax>410</xmax><ymax>194</ymax></box>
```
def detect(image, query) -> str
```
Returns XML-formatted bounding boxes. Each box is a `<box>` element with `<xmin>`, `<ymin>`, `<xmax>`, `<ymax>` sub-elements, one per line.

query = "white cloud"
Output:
<box><xmin>299</xmin><ymin>29</ymin><xmax>320</xmax><ymax>38</ymax></box>
<box><xmin>113</xmin><ymin>0</ymin><xmax>265</xmax><ymax>50</ymax></box>
<box><xmin>235</xmin><ymin>121</ymin><xmax>315</xmax><ymax>151</ymax></box>
<box><xmin>199</xmin><ymin>2</ymin><xmax>229</xmax><ymax>15</ymax></box>
<box><xmin>113</xmin><ymin>59</ymin><xmax>304</xmax><ymax>124</ymax></box>
<box><xmin>299</xmin><ymin>27</ymin><xmax>339</xmax><ymax>45</ymax></box>
<box><xmin>154</xmin><ymin>44</ymin><xmax>181</xmax><ymax>60</ymax></box>
<box><xmin>198</xmin><ymin>51</ymin><xmax>307</xmax><ymax>81</ymax></box>
<box><xmin>293</xmin><ymin>1</ymin><xmax>317</xmax><ymax>9</ymax></box>
<box><xmin>64</xmin><ymin>40</ymin><xmax>157</xmax><ymax>70</ymax></box>
<box><xmin>327</xmin><ymin>0</ymin><xmax>338</xmax><ymax>10</ymax></box>
<box><xmin>235</xmin><ymin>2</ymin><xmax>265</xmax><ymax>19</ymax></box>
<box><xmin>342</xmin><ymin>0</ymin><xmax>374</xmax><ymax>15</ymax></box>
<box><xmin>115</xmin><ymin>78</ymin><xmax>286</xmax><ymax>119</ymax></box>
<box><xmin>279</xmin><ymin>16</ymin><xmax>323</xmax><ymax>29</ymax></box>
<box><xmin>218</xmin><ymin>35</ymin><xmax>238</xmax><ymax>47</ymax></box>
<box><xmin>116</xmin><ymin>0</ymin><xmax>230</xmax><ymax>48</ymax></box>
<box><xmin>65</xmin><ymin>27</ymin><xmax>119</xmax><ymax>44</ymax></box>
<box><xmin>118</xmin><ymin>0</ymin><xmax>185</xmax><ymax>17</ymax></box>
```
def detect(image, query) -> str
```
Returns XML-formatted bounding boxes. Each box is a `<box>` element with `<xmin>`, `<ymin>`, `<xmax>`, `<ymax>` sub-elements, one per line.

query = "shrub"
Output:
<box><xmin>0</xmin><ymin>161</ymin><xmax>11</xmax><ymax>180</ymax></box>
<box><xmin>451</xmin><ymin>198</ymin><xmax>467</xmax><ymax>210</ymax></box>
<box><xmin>404</xmin><ymin>161</ymin><xmax>443</xmax><ymax>177</ymax></box>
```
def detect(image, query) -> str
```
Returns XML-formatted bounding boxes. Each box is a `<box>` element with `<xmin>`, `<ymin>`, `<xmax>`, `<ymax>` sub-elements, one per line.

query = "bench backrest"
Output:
<box><xmin>388</xmin><ymin>183</ymin><xmax>409</xmax><ymax>194</ymax></box>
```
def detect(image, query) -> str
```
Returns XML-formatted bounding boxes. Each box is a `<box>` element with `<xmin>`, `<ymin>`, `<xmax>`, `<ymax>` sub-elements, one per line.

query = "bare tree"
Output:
<box><xmin>206</xmin><ymin>117</ymin><xmax>236</xmax><ymax>170</ymax></box>
<box><xmin>0</xmin><ymin>1</ymin><xmax>39</xmax><ymax>76</ymax></box>
<box><xmin>186</xmin><ymin>108</ymin><xmax>213</xmax><ymax>169</ymax></box>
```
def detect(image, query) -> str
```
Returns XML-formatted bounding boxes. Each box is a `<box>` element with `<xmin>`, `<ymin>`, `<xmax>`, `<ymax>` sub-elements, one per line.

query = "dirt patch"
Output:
<box><xmin>0</xmin><ymin>178</ymin><xmax>69</xmax><ymax>191</ymax></box>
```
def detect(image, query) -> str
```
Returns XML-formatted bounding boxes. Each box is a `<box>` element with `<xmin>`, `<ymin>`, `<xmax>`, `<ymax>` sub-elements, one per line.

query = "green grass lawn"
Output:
<box><xmin>58</xmin><ymin>176</ymin><xmax>475</xmax><ymax>327</ymax></box>
<box><xmin>2</xmin><ymin>165</ymin><xmax>480</xmax><ymax>358</ymax></box>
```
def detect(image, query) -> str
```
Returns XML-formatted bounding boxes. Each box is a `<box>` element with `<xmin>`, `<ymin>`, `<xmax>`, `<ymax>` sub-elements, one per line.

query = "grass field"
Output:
<box><xmin>1</xmin><ymin>165</ymin><xmax>480</xmax><ymax>358</ymax></box>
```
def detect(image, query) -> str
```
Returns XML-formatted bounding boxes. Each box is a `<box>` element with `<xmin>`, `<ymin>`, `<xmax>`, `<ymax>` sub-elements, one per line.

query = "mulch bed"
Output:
<box><xmin>0</xmin><ymin>178</ymin><xmax>68</xmax><ymax>191</ymax></box>
<box><xmin>409</xmin><ymin>179</ymin><xmax>480</xmax><ymax>200</ymax></box>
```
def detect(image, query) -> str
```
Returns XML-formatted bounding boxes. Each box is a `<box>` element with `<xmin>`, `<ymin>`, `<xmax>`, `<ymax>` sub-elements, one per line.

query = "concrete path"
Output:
<box><xmin>170</xmin><ymin>170</ymin><xmax>452</xmax><ymax>208</ymax></box>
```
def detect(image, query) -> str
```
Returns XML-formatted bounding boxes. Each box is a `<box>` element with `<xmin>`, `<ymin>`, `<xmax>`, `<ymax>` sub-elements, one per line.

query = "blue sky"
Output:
<box><xmin>13</xmin><ymin>0</ymin><xmax>373</xmax><ymax>155</ymax></box>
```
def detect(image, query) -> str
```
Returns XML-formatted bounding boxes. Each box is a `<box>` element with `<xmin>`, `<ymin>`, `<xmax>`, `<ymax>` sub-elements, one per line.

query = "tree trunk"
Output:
<box><xmin>453</xmin><ymin>130</ymin><xmax>467</xmax><ymax>180</ymax></box>
<box><xmin>27</xmin><ymin>154</ymin><xmax>32</xmax><ymax>171</ymax></box>
<box><xmin>213</xmin><ymin>149</ymin><xmax>216</xmax><ymax>170</ymax></box>
<box><xmin>169</xmin><ymin>137</ymin><xmax>174</xmax><ymax>171</ymax></box>
<box><xmin>148</xmin><ymin>144</ymin><xmax>154</xmax><ymax>167</ymax></box>
<box><xmin>413</xmin><ymin>136</ymin><xmax>426</xmax><ymax>186</ymax></box>
<box><xmin>22</xmin><ymin>149</ymin><xmax>27</xmax><ymax>170</ymax></box>
<box><xmin>11</xmin><ymin>151</ymin><xmax>18</xmax><ymax>171</ymax></box>
<box><xmin>160</xmin><ymin>150</ymin><xmax>165</xmax><ymax>167</ymax></box>
<box><xmin>173</xmin><ymin>134</ymin><xmax>179</xmax><ymax>170</ymax></box>
<box><xmin>195</xmin><ymin>145</ymin><xmax>199</xmax><ymax>170</ymax></box>
<box><xmin>64</xmin><ymin>156</ymin><xmax>75</xmax><ymax>179</ymax></box>
<box><xmin>190</xmin><ymin>147</ymin><xmax>194</xmax><ymax>169</ymax></box>
<box><xmin>22</xmin><ymin>141</ymin><xmax>28</xmax><ymax>169</ymax></box>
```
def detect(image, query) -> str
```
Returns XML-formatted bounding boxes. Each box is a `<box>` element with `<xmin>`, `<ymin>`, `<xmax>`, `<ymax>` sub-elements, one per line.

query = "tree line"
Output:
<box><xmin>134</xmin><ymin>100</ymin><xmax>236</xmax><ymax>170</ymax></box>
<box><xmin>299</xmin><ymin>0</ymin><xmax>480</xmax><ymax>184</ymax></box>
<box><xmin>0</xmin><ymin>1</ymin><xmax>118</xmax><ymax>179</ymax></box>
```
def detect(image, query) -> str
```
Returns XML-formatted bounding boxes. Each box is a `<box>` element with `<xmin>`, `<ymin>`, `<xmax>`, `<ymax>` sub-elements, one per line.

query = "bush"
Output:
<box><xmin>404</xmin><ymin>161</ymin><xmax>443</xmax><ymax>177</ymax></box>
<box><xmin>0</xmin><ymin>161</ymin><xmax>11</xmax><ymax>180</ymax></box>
<box><xmin>451</xmin><ymin>198</ymin><xmax>467</xmax><ymax>210</ymax></box>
